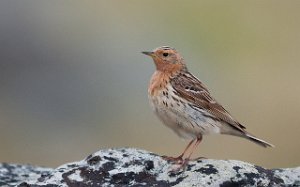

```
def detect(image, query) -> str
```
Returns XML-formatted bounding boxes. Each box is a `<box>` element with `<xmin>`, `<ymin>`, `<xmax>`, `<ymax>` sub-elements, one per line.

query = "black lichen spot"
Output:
<box><xmin>123</xmin><ymin>159</ymin><xmax>143</xmax><ymax>168</ymax></box>
<box><xmin>110</xmin><ymin>170</ymin><xmax>186</xmax><ymax>186</ymax></box>
<box><xmin>255</xmin><ymin>166</ymin><xmax>284</xmax><ymax>185</ymax></box>
<box><xmin>18</xmin><ymin>182</ymin><xmax>30</xmax><ymax>187</ymax></box>
<box><xmin>103</xmin><ymin>156</ymin><xmax>118</xmax><ymax>162</ymax></box>
<box><xmin>145</xmin><ymin>160</ymin><xmax>154</xmax><ymax>171</ymax></box>
<box><xmin>148</xmin><ymin>152</ymin><xmax>159</xmax><ymax>156</ymax></box>
<box><xmin>62</xmin><ymin>167</ymin><xmax>109</xmax><ymax>186</ymax></box>
<box><xmin>87</xmin><ymin>155</ymin><xmax>101</xmax><ymax>165</ymax></box>
<box><xmin>195</xmin><ymin>164</ymin><xmax>218</xmax><ymax>175</ymax></box>
<box><xmin>221</xmin><ymin>165</ymin><xmax>286</xmax><ymax>187</ymax></box>
<box><xmin>168</xmin><ymin>170</ymin><xmax>184</xmax><ymax>177</ymax></box>
<box><xmin>102</xmin><ymin>161</ymin><xmax>115</xmax><ymax>171</ymax></box>
<box><xmin>186</xmin><ymin>163</ymin><xmax>196</xmax><ymax>171</ymax></box>
<box><xmin>244</xmin><ymin>172</ymin><xmax>260</xmax><ymax>185</ymax></box>
<box><xmin>37</xmin><ymin>171</ymin><xmax>52</xmax><ymax>182</ymax></box>
<box><xmin>67</xmin><ymin>164</ymin><xmax>77</xmax><ymax>168</ymax></box>
<box><xmin>233</xmin><ymin>166</ymin><xmax>242</xmax><ymax>173</ymax></box>
<box><xmin>122</xmin><ymin>154</ymin><xmax>128</xmax><ymax>157</ymax></box>
<box><xmin>133</xmin><ymin>172</ymin><xmax>153</xmax><ymax>183</ymax></box>
<box><xmin>197</xmin><ymin>159</ymin><xmax>203</xmax><ymax>163</ymax></box>
<box><xmin>21</xmin><ymin>174</ymin><xmax>29</xmax><ymax>177</ymax></box>
<box><xmin>112</xmin><ymin>172</ymin><xmax>135</xmax><ymax>185</ymax></box>
<box><xmin>220</xmin><ymin>181</ymin><xmax>241</xmax><ymax>187</ymax></box>
<box><xmin>120</xmin><ymin>149</ymin><xmax>126</xmax><ymax>153</ymax></box>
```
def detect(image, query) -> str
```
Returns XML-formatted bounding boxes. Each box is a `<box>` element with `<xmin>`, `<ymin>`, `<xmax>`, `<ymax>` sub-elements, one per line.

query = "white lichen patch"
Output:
<box><xmin>67</xmin><ymin>169</ymin><xmax>83</xmax><ymax>182</ymax></box>
<box><xmin>274</xmin><ymin>167</ymin><xmax>300</xmax><ymax>185</ymax></box>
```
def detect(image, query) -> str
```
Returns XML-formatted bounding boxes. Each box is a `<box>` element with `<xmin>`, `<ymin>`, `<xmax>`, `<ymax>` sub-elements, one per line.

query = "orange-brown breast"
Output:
<box><xmin>149</xmin><ymin>61</ymin><xmax>185</xmax><ymax>96</ymax></box>
<box><xmin>148</xmin><ymin>71</ymin><xmax>171</xmax><ymax>97</ymax></box>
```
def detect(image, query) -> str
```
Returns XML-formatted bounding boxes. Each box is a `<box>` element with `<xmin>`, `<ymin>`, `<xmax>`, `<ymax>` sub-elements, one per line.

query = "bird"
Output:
<box><xmin>142</xmin><ymin>46</ymin><xmax>274</xmax><ymax>168</ymax></box>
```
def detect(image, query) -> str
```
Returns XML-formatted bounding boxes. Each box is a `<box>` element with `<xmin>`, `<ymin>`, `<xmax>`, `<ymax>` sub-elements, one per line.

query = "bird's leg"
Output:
<box><xmin>162</xmin><ymin>139</ymin><xmax>196</xmax><ymax>164</ymax></box>
<box><xmin>180</xmin><ymin>136</ymin><xmax>203</xmax><ymax>168</ymax></box>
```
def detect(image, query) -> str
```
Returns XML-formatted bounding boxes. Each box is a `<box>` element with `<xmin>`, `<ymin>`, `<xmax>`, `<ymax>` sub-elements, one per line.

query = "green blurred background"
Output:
<box><xmin>0</xmin><ymin>1</ymin><xmax>299</xmax><ymax>169</ymax></box>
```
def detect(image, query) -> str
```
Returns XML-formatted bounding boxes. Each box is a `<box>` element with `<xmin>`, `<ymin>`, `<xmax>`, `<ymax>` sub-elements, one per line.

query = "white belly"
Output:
<box><xmin>149</xmin><ymin>85</ymin><xmax>221</xmax><ymax>139</ymax></box>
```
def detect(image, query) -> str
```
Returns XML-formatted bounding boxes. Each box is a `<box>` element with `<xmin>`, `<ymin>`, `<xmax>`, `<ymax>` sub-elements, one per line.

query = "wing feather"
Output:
<box><xmin>171</xmin><ymin>71</ymin><xmax>246</xmax><ymax>131</ymax></box>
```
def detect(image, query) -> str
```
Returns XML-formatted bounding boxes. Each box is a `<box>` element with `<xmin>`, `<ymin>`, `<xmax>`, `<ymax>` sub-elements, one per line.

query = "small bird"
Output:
<box><xmin>142</xmin><ymin>46</ymin><xmax>274</xmax><ymax>167</ymax></box>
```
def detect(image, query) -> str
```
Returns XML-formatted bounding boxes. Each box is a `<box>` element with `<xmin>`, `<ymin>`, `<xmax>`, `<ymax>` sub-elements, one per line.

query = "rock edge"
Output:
<box><xmin>1</xmin><ymin>148</ymin><xmax>299</xmax><ymax>187</ymax></box>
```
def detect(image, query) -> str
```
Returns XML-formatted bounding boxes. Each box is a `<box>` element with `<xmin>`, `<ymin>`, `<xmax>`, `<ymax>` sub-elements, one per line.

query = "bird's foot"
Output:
<box><xmin>162</xmin><ymin>155</ymin><xmax>184</xmax><ymax>164</ymax></box>
<box><xmin>168</xmin><ymin>157</ymin><xmax>207</xmax><ymax>173</ymax></box>
<box><xmin>168</xmin><ymin>158</ymin><xmax>190</xmax><ymax>173</ymax></box>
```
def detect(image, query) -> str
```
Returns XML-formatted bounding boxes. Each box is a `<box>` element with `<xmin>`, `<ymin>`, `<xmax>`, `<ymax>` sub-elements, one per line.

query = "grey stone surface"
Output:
<box><xmin>0</xmin><ymin>163</ymin><xmax>52</xmax><ymax>187</ymax></box>
<box><xmin>1</xmin><ymin>148</ymin><xmax>299</xmax><ymax>186</ymax></box>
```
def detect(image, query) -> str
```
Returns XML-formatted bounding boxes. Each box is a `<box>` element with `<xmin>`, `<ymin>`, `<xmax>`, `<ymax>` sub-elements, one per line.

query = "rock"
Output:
<box><xmin>1</xmin><ymin>148</ymin><xmax>299</xmax><ymax>186</ymax></box>
<box><xmin>0</xmin><ymin>163</ymin><xmax>52</xmax><ymax>187</ymax></box>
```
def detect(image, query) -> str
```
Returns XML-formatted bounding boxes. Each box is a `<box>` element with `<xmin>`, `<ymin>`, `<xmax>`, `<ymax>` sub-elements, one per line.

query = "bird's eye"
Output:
<box><xmin>163</xmin><ymin>53</ymin><xmax>169</xmax><ymax>57</ymax></box>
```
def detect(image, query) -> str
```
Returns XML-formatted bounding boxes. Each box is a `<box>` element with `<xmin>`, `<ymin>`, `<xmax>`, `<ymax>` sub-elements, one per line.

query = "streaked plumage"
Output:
<box><xmin>142</xmin><ymin>46</ymin><xmax>273</xmax><ymax>167</ymax></box>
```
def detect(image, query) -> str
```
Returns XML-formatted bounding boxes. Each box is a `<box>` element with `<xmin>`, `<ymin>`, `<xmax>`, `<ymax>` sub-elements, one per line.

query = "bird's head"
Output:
<box><xmin>142</xmin><ymin>46</ymin><xmax>186</xmax><ymax>73</ymax></box>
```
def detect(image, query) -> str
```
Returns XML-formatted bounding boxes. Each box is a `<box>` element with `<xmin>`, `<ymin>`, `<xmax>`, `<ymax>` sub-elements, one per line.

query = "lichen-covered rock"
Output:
<box><xmin>1</xmin><ymin>148</ymin><xmax>299</xmax><ymax>186</ymax></box>
<box><xmin>0</xmin><ymin>163</ymin><xmax>52</xmax><ymax>187</ymax></box>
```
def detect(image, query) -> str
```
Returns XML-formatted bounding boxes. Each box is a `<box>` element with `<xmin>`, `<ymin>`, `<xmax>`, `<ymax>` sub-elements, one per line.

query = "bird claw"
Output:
<box><xmin>168</xmin><ymin>158</ymin><xmax>190</xmax><ymax>173</ymax></box>
<box><xmin>167</xmin><ymin>157</ymin><xmax>207</xmax><ymax>173</ymax></box>
<box><xmin>162</xmin><ymin>155</ymin><xmax>183</xmax><ymax>164</ymax></box>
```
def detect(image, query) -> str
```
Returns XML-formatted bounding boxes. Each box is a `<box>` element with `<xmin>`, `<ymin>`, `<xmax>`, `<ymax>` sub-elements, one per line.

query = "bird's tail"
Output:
<box><xmin>245</xmin><ymin>133</ymin><xmax>274</xmax><ymax>148</ymax></box>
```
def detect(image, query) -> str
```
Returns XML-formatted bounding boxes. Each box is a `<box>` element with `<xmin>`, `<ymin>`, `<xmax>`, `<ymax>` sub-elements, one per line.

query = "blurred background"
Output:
<box><xmin>0</xmin><ymin>1</ymin><xmax>299</xmax><ymax>169</ymax></box>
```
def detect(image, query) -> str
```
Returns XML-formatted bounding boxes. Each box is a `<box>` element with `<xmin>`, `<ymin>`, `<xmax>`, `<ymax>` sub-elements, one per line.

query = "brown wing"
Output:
<box><xmin>171</xmin><ymin>71</ymin><xmax>246</xmax><ymax>131</ymax></box>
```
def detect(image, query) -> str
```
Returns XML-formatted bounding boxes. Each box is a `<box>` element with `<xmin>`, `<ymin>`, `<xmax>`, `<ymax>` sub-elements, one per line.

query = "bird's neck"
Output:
<box><xmin>149</xmin><ymin>66</ymin><xmax>187</xmax><ymax>97</ymax></box>
<box><xmin>155</xmin><ymin>62</ymin><xmax>186</xmax><ymax>75</ymax></box>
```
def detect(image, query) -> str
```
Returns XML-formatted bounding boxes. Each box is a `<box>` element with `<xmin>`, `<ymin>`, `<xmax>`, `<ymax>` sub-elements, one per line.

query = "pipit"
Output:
<box><xmin>142</xmin><ymin>46</ymin><xmax>274</xmax><ymax>168</ymax></box>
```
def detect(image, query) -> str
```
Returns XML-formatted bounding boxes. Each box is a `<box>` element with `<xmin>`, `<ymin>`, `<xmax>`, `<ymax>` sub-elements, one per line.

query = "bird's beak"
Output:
<box><xmin>141</xmin><ymin>51</ymin><xmax>154</xmax><ymax>57</ymax></box>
